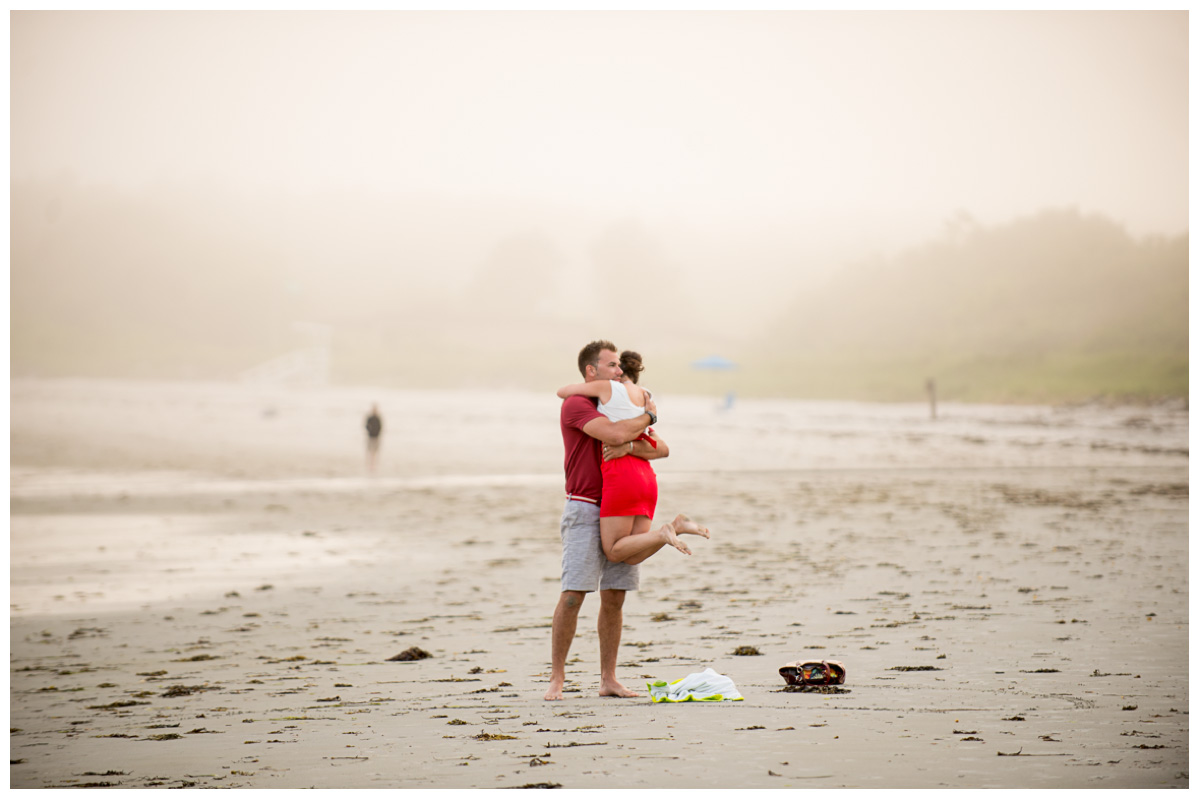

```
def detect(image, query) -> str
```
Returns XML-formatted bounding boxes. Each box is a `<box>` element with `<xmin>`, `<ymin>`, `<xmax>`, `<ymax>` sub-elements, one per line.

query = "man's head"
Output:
<box><xmin>578</xmin><ymin>340</ymin><xmax>622</xmax><ymax>382</ymax></box>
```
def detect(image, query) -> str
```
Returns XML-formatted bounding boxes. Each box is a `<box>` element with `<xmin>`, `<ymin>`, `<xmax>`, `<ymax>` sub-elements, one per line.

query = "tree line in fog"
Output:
<box><xmin>12</xmin><ymin>178</ymin><xmax>1186</xmax><ymax>402</ymax></box>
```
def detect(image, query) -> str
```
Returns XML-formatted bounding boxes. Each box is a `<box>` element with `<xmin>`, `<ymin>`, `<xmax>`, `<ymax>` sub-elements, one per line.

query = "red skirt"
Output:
<box><xmin>600</xmin><ymin>454</ymin><xmax>658</xmax><ymax>518</ymax></box>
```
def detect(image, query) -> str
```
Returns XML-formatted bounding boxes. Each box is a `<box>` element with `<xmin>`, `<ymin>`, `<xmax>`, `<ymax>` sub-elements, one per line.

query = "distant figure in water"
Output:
<box><xmin>364</xmin><ymin>405</ymin><xmax>383</xmax><ymax>472</ymax></box>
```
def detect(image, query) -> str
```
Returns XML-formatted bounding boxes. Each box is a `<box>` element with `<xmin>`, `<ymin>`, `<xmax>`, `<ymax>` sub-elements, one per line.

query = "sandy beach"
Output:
<box><xmin>9</xmin><ymin>378</ymin><xmax>1189</xmax><ymax>789</ymax></box>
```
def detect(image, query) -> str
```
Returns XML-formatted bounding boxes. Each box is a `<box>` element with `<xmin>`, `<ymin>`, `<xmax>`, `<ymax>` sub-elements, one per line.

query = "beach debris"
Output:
<box><xmin>68</xmin><ymin>627</ymin><xmax>107</xmax><ymax>639</ymax></box>
<box><xmin>1122</xmin><ymin>705</ymin><xmax>1139</xmax><ymax>711</ymax></box>
<box><xmin>447</xmin><ymin>719</ymin><xmax>469</xmax><ymax>726</ymax></box>
<box><xmin>776</xmin><ymin>685</ymin><xmax>850</xmax><ymax>694</ymax></box>
<box><xmin>506</xmin><ymin>783</ymin><xmax>562</xmax><ymax>789</ymax></box>
<box><xmin>1020</xmin><ymin>668</ymin><xmax>1060</xmax><ymax>673</ymax></box>
<box><xmin>172</xmin><ymin>654</ymin><xmax>219</xmax><ymax>662</ymax></box>
<box><xmin>473</xmin><ymin>732</ymin><xmax>517</xmax><ymax>741</ymax></box>
<box><xmin>888</xmin><ymin>665</ymin><xmax>941</xmax><ymax>671</ymax></box>
<box><xmin>529</xmin><ymin>757</ymin><xmax>550</xmax><ymax>766</ymax></box>
<box><xmin>387</xmin><ymin>647</ymin><xmax>432</xmax><ymax>661</ymax></box>
<box><xmin>732</xmin><ymin>646</ymin><xmax>762</xmax><ymax>656</ymax></box>
<box><xmin>650</xmin><ymin>612</ymin><xmax>673</xmax><ymax>622</ymax></box>
<box><xmin>144</xmin><ymin>733</ymin><xmax>183</xmax><ymax>741</ymax></box>
<box><xmin>87</xmin><ymin>700</ymin><xmax>150</xmax><ymax>710</ymax></box>
<box><xmin>160</xmin><ymin>685</ymin><xmax>214</xmax><ymax>698</ymax></box>
<box><xmin>1002</xmin><ymin>715</ymin><xmax>1026</xmax><ymax>721</ymax></box>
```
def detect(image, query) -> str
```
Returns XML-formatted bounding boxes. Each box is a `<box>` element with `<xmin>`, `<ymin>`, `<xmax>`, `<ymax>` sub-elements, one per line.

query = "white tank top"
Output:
<box><xmin>596</xmin><ymin>380</ymin><xmax>645</xmax><ymax>423</ymax></box>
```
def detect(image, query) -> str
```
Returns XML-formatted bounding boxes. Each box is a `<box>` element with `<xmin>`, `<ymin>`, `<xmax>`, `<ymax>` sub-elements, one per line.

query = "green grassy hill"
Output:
<box><xmin>756</xmin><ymin>210</ymin><xmax>1187</xmax><ymax>403</ymax></box>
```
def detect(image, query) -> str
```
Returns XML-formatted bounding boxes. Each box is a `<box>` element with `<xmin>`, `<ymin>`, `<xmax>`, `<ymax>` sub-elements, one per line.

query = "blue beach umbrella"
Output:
<box><xmin>690</xmin><ymin>354</ymin><xmax>738</xmax><ymax>371</ymax></box>
<box><xmin>690</xmin><ymin>355</ymin><xmax>738</xmax><ymax>408</ymax></box>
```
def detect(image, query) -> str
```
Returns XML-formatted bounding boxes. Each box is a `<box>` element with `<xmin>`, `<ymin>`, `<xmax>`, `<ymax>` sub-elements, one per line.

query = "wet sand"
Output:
<box><xmin>10</xmin><ymin>379</ymin><xmax>1189</xmax><ymax>789</ymax></box>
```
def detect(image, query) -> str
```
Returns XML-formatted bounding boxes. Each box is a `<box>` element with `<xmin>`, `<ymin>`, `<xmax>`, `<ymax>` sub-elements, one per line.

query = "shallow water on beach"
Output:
<box><xmin>10</xmin><ymin>377</ymin><xmax>1189</xmax><ymax>499</ymax></box>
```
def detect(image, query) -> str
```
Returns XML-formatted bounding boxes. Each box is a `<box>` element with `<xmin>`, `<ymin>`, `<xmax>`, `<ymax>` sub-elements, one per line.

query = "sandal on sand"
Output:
<box><xmin>779</xmin><ymin>659</ymin><xmax>846</xmax><ymax>687</ymax></box>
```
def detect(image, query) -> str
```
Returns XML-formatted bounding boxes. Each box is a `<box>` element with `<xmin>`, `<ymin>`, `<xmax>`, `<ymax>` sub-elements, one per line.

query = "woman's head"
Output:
<box><xmin>620</xmin><ymin>350</ymin><xmax>644</xmax><ymax>384</ymax></box>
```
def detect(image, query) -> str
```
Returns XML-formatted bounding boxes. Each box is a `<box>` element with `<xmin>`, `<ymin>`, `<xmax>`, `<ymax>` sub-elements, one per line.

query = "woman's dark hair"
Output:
<box><xmin>620</xmin><ymin>350</ymin><xmax>644</xmax><ymax>384</ymax></box>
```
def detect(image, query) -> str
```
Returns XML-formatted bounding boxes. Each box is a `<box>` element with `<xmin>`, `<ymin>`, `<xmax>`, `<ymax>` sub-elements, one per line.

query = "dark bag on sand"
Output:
<box><xmin>779</xmin><ymin>659</ymin><xmax>846</xmax><ymax>687</ymax></box>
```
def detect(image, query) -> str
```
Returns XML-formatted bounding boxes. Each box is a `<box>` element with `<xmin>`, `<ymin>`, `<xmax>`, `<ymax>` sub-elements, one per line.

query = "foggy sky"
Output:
<box><xmin>13</xmin><ymin>11</ymin><xmax>1186</xmax><ymax>237</ymax></box>
<box><xmin>9</xmin><ymin>10</ymin><xmax>1190</xmax><ymax>387</ymax></box>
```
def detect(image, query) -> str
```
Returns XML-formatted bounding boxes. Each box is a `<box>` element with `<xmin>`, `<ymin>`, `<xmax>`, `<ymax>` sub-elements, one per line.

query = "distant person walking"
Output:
<box><xmin>365</xmin><ymin>404</ymin><xmax>383</xmax><ymax>472</ymax></box>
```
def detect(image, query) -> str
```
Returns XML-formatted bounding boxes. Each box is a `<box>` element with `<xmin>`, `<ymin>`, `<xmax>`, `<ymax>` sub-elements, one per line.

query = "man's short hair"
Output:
<box><xmin>578</xmin><ymin>340</ymin><xmax>617</xmax><ymax>378</ymax></box>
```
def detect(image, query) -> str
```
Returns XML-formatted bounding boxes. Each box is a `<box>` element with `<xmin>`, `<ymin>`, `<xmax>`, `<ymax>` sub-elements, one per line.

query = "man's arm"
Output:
<box><xmin>603</xmin><ymin>429</ymin><xmax>669</xmax><ymax>462</ymax></box>
<box><xmin>581</xmin><ymin>414</ymin><xmax>651</xmax><ymax>446</ymax></box>
<box><xmin>580</xmin><ymin>396</ymin><xmax>658</xmax><ymax>447</ymax></box>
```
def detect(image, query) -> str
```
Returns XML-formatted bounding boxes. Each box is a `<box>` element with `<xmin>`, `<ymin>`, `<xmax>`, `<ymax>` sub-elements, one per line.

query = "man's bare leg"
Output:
<box><xmin>544</xmin><ymin>591</ymin><xmax>585</xmax><ymax>701</ymax></box>
<box><xmin>597</xmin><ymin>589</ymin><xmax>639</xmax><ymax>698</ymax></box>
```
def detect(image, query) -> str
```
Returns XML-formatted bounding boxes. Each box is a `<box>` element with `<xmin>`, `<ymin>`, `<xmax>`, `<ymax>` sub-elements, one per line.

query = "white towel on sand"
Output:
<box><xmin>647</xmin><ymin>668</ymin><xmax>744</xmax><ymax>703</ymax></box>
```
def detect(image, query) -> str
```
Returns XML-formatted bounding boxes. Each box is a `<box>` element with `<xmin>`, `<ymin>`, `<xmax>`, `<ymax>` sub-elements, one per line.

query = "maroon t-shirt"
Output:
<box><xmin>561</xmin><ymin>395</ymin><xmax>605</xmax><ymax>501</ymax></box>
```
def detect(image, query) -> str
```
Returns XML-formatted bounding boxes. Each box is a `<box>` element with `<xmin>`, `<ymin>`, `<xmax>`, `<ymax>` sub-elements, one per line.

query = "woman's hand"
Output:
<box><xmin>602</xmin><ymin>441</ymin><xmax>634</xmax><ymax>462</ymax></box>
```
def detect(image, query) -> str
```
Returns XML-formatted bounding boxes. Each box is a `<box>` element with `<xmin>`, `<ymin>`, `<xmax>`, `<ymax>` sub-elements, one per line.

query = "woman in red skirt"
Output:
<box><xmin>557</xmin><ymin>350</ymin><xmax>709</xmax><ymax>565</ymax></box>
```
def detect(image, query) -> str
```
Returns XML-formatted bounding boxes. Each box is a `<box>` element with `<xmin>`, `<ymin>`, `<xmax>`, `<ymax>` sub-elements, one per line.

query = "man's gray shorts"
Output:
<box><xmin>560</xmin><ymin>500</ymin><xmax>639</xmax><ymax>592</ymax></box>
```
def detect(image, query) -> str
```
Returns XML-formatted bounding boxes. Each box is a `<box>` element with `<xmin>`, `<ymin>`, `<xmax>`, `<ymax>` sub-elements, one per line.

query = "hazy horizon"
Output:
<box><xmin>10</xmin><ymin>11</ymin><xmax>1189</xmax><ymax>399</ymax></box>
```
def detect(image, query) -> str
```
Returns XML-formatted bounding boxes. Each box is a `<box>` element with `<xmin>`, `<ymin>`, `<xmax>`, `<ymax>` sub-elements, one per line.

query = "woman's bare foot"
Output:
<box><xmin>660</xmin><ymin>523</ymin><xmax>692</xmax><ymax>555</ymax></box>
<box><xmin>598</xmin><ymin>679</ymin><xmax>641</xmax><ymax>698</ymax></box>
<box><xmin>672</xmin><ymin>513</ymin><xmax>711</xmax><ymax>538</ymax></box>
<box><xmin>544</xmin><ymin>676</ymin><xmax>566</xmax><ymax>701</ymax></box>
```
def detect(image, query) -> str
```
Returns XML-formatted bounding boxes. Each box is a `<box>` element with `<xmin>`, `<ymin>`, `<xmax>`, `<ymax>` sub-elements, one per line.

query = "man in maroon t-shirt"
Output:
<box><xmin>545</xmin><ymin>340</ymin><xmax>668</xmax><ymax>701</ymax></box>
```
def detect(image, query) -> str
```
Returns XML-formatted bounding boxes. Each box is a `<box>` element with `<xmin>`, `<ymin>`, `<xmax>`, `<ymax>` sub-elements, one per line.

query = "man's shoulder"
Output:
<box><xmin>561</xmin><ymin>395</ymin><xmax>602</xmax><ymax>427</ymax></box>
<box><xmin>561</xmin><ymin>394</ymin><xmax>599</xmax><ymax>409</ymax></box>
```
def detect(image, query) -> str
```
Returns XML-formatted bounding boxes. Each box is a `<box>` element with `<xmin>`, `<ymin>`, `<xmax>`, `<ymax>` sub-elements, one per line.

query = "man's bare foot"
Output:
<box><xmin>598</xmin><ymin>680</ymin><xmax>641</xmax><ymax>698</ymax></box>
<box><xmin>544</xmin><ymin>679</ymin><xmax>565</xmax><ymax>701</ymax></box>
<box><xmin>660</xmin><ymin>523</ymin><xmax>691</xmax><ymax>555</ymax></box>
<box><xmin>672</xmin><ymin>514</ymin><xmax>711</xmax><ymax>538</ymax></box>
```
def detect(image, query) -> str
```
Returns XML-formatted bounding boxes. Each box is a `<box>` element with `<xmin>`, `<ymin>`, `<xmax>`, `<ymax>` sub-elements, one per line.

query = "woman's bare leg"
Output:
<box><xmin>671</xmin><ymin>514</ymin><xmax>711</xmax><ymax>539</ymax></box>
<box><xmin>601</xmin><ymin>515</ymin><xmax>690</xmax><ymax>564</ymax></box>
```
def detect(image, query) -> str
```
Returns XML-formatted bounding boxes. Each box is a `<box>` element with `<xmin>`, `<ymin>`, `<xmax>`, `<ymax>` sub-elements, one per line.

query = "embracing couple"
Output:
<box><xmin>545</xmin><ymin>340</ymin><xmax>709</xmax><ymax>701</ymax></box>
